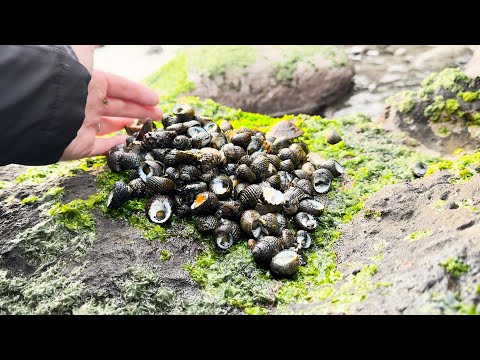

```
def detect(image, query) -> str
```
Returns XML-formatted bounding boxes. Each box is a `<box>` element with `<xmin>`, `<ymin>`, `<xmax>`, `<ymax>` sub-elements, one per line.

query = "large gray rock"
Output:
<box><xmin>412</xmin><ymin>45</ymin><xmax>473</xmax><ymax>72</ymax></box>
<box><xmin>149</xmin><ymin>45</ymin><xmax>355</xmax><ymax>117</ymax></box>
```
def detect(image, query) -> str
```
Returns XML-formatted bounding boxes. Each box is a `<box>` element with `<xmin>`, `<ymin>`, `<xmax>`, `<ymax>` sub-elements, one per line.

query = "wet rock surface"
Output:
<box><xmin>290</xmin><ymin>171</ymin><xmax>480</xmax><ymax>314</ymax></box>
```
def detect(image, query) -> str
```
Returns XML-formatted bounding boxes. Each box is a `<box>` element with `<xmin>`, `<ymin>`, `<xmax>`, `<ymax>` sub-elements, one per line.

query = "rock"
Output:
<box><xmin>465</xmin><ymin>48</ymin><xmax>480</xmax><ymax>78</ymax></box>
<box><xmin>146</xmin><ymin>45</ymin><xmax>163</xmax><ymax>55</ymax></box>
<box><xmin>381</xmin><ymin>68</ymin><xmax>480</xmax><ymax>154</ymax></box>
<box><xmin>146</xmin><ymin>45</ymin><xmax>355</xmax><ymax>117</ymax></box>
<box><xmin>394</xmin><ymin>47</ymin><xmax>407</xmax><ymax>57</ymax></box>
<box><xmin>412</xmin><ymin>45</ymin><xmax>473</xmax><ymax>72</ymax></box>
<box><xmin>291</xmin><ymin>171</ymin><xmax>480</xmax><ymax>314</ymax></box>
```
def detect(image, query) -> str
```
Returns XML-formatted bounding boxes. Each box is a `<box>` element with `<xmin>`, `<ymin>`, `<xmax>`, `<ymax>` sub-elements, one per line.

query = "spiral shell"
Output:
<box><xmin>295</xmin><ymin>179</ymin><xmax>314</xmax><ymax>196</ymax></box>
<box><xmin>317</xmin><ymin>159</ymin><xmax>344</xmax><ymax>178</ymax></box>
<box><xmin>236</xmin><ymin>164</ymin><xmax>257</xmax><ymax>183</ymax></box>
<box><xmin>279</xmin><ymin>159</ymin><xmax>295</xmax><ymax>172</ymax></box>
<box><xmin>172</xmin><ymin>104</ymin><xmax>195</xmax><ymax>122</ymax></box>
<box><xmin>145</xmin><ymin>176</ymin><xmax>175</xmax><ymax>197</ymax></box>
<box><xmin>216</xmin><ymin>200</ymin><xmax>243</xmax><ymax>221</ymax></box>
<box><xmin>240</xmin><ymin>210</ymin><xmax>262</xmax><ymax>239</ymax></box>
<box><xmin>172</xmin><ymin>135</ymin><xmax>192</xmax><ymax>150</ymax></box>
<box><xmin>412</xmin><ymin>161</ymin><xmax>427</xmax><ymax>178</ymax></box>
<box><xmin>301</xmin><ymin>162</ymin><xmax>316</xmax><ymax>176</ymax></box>
<box><xmin>106</xmin><ymin>181</ymin><xmax>130</xmax><ymax>209</ymax></box>
<box><xmin>128</xmin><ymin>178</ymin><xmax>146</xmax><ymax>198</ymax></box>
<box><xmin>298</xmin><ymin>199</ymin><xmax>325</xmax><ymax>216</ymax></box>
<box><xmin>162</xmin><ymin>115</ymin><xmax>182</xmax><ymax>128</ymax></box>
<box><xmin>139</xmin><ymin>161</ymin><xmax>164</xmax><ymax>182</ymax></box>
<box><xmin>262</xmin><ymin>186</ymin><xmax>285</xmax><ymax>206</ymax></box>
<box><xmin>239</xmin><ymin>184</ymin><xmax>263</xmax><ymax>209</ymax></box>
<box><xmin>191</xmin><ymin>191</ymin><xmax>220</xmax><ymax>215</ymax></box>
<box><xmin>219</xmin><ymin>120</ymin><xmax>233</xmax><ymax>132</ymax></box>
<box><xmin>283</xmin><ymin>190</ymin><xmax>299</xmax><ymax>216</ymax></box>
<box><xmin>238</xmin><ymin>155</ymin><xmax>252</xmax><ymax>167</ymax></box>
<box><xmin>293</xmin><ymin>170</ymin><xmax>311</xmax><ymax>180</ymax></box>
<box><xmin>151</xmin><ymin>148</ymin><xmax>170</xmax><ymax>162</ymax></box>
<box><xmin>259</xmin><ymin>213</ymin><xmax>281</xmax><ymax>236</ymax></box>
<box><xmin>312</xmin><ymin>168</ymin><xmax>333</xmax><ymax>194</ymax></box>
<box><xmin>120</xmin><ymin>152</ymin><xmax>143</xmax><ymax>170</ymax></box>
<box><xmin>199</xmin><ymin>168</ymin><xmax>220</xmax><ymax>183</ymax></box>
<box><xmin>173</xmin><ymin>195</ymin><xmax>191</xmax><ymax>218</ymax></box>
<box><xmin>209</xmin><ymin>175</ymin><xmax>233</xmax><ymax>200</ymax></box>
<box><xmin>164</xmin><ymin>167</ymin><xmax>181</xmax><ymax>182</ymax></box>
<box><xmin>294</xmin><ymin>212</ymin><xmax>317</xmax><ymax>231</ymax></box>
<box><xmin>231</xmin><ymin>132</ymin><xmax>252</xmax><ymax>149</ymax></box>
<box><xmin>166</xmin><ymin>123</ymin><xmax>188</xmax><ymax>135</ymax></box>
<box><xmin>181</xmin><ymin>182</ymin><xmax>208</xmax><ymax>203</ymax></box>
<box><xmin>107</xmin><ymin>151</ymin><xmax>123</xmax><ymax>173</ymax></box>
<box><xmin>210</xmin><ymin>132</ymin><xmax>227</xmax><ymax>150</ymax></box>
<box><xmin>196</xmin><ymin>147</ymin><xmax>223</xmax><ymax>171</ymax></box>
<box><xmin>214</xmin><ymin>218</ymin><xmax>241</xmax><ymax>250</ymax></box>
<box><xmin>145</xmin><ymin>195</ymin><xmax>174</xmax><ymax>224</ymax></box>
<box><xmin>270</xmin><ymin>250</ymin><xmax>300</xmax><ymax>278</ymax></box>
<box><xmin>204</xmin><ymin>122</ymin><xmax>220</xmax><ymax>134</ymax></box>
<box><xmin>178</xmin><ymin>164</ymin><xmax>201</xmax><ymax>182</ymax></box>
<box><xmin>246</xmin><ymin>136</ymin><xmax>264</xmax><ymax>155</ymax></box>
<box><xmin>191</xmin><ymin>131</ymin><xmax>212</xmax><ymax>148</ymax></box>
<box><xmin>221</xmin><ymin>143</ymin><xmax>246</xmax><ymax>164</ymax></box>
<box><xmin>251</xmin><ymin>236</ymin><xmax>283</xmax><ymax>268</ymax></box>
<box><xmin>280</xmin><ymin>228</ymin><xmax>296</xmax><ymax>248</ymax></box>
<box><xmin>195</xmin><ymin>215</ymin><xmax>219</xmax><ymax>232</ymax></box>
<box><xmin>296</xmin><ymin>230</ymin><xmax>312</xmax><ymax>249</ymax></box>
<box><xmin>250</xmin><ymin>156</ymin><xmax>277</xmax><ymax>180</ymax></box>
<box><xmin>325</xmin><ymin>129</ymin><xmax>342</xmax><ymax>145</ymax></box>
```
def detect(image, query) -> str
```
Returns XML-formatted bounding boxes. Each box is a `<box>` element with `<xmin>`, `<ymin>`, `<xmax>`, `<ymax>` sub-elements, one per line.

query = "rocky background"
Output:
<box><xmin>1</xmin><ymin>45</ymin><xmax>479</xmax><ymax>314</ymax></box>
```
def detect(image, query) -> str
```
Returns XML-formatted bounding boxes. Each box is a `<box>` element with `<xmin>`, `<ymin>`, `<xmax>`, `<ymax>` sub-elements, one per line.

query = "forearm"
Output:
<box><xmin>0</xmin><ymin>45</ymin><xmax>91</xmax><ymax>166</ymax></box>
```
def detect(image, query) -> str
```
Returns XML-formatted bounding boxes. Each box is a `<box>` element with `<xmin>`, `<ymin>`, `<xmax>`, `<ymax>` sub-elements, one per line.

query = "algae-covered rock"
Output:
<box><xmin>145</xmin><ymin>45</ymin><xmax>355</xmax><ymax>116</ymax></box>
<box><xmin>382</xmin><ymin>68</ymin><xmax>480</xmax><ymax>154</ymax></box>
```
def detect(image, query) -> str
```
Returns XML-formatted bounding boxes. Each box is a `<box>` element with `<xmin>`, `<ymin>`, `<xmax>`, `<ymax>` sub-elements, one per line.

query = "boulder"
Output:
<box><xmin>146</xmin><ymin>45</ymin><xmax>354</xmax><ymax>116</ymax></box>
<box><xmin>466</xmin><ymin>48</ymin><xmax>480</xmax><ymax>78</ymax></box>
<box><xmin>381</xmin><ymin>68</ymin><xmax>480</xmax><ymax>154</ymax></box>
<box><xmin>412</xmin><ymin>45</ymin><xmax>473</xmax><ymax>72</ymax></box>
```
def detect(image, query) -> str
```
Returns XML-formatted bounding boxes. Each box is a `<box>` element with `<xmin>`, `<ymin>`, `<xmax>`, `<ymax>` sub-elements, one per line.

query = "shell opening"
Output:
<box><xmin>106</xmin><ymin>191</ymin><xmax>114</xmax><ymax>207</ymax></box>
<box><xmin>191</xmin><ymin>194</ymin><xmax>207</xmax><ymax>209</ymax></box>
<box><xmin>263</xmin><ymin>187</ymin><xmax>284</xmax><ymax>205</ymax></box>
<box><xmin>216</xmin><ymin>233</ymin><xmax>234</xmax><ymax>250</ymax></box>
<box><xmin>334</xmin><ymin>161</ymin><xmax>344</xmax><ymax>174</ymax></box>
<box><xmin>148</xmin><ymin>199</ymin><xmax>172</xmax><ymax>224</ymax></box>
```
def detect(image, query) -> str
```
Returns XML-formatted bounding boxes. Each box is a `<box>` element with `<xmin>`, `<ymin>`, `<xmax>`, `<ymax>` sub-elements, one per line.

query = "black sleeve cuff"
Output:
<box><xmin>0</xmin><ymin>45</ymin><xmax>91</xmax><ymax>166</ymax></box>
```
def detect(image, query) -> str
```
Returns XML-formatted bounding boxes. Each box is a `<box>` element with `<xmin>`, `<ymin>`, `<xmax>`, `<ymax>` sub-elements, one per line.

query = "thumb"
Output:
<box><xmin>90</xmin><ymin>135</ymin><xmax>129</xmax><ymax>157</ymax></box>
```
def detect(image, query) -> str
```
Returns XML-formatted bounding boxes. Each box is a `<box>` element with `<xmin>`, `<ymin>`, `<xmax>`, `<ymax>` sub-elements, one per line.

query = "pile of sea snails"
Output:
<box><xmin>105</xmin><ymin>104</ymin><xmax>344</xmax><ymax>278</ymax></box>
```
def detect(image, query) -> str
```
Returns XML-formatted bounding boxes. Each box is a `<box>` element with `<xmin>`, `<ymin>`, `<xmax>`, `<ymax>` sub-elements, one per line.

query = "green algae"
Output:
<box><xmin>385</xmin><ymin>90</ymin><xmax>416</xmax><ymax>113</ymax></box>
<box><xmin>428</xmin><ymin>291</ymin><xmax>479</xmax><ymax>315</ymax></box>
<box><xmin>403</xmin><ymin>229</ymin><xmax>434</xmax><ymax>243</ymax></box>
<box><xmin>439</xmin><ymin>256</ymin><xmax>469</xmax><ymax>278</ymax></box>
<box><xmin>159</xmin><ymin>250</ymin><xmax>172</xmax><ymax>262</ymax></box>
<box><xmin>457</xmin><ymin>90</ymin><xmax>480</xmax><ymax>102</ymax></box>
<box><xmin>21</xmin><ymin>196</ymin><xmax>39</xmax><ymax>205</ymax></box>
<box><xmin>425</xmin><ymin>150</ymin><xmax>480</xmax><ymax>181</ymax></box>
<box><xmin>419</xmin><ymin>68</ymin><xmax>471</xmax><ymax>98</ymax></box>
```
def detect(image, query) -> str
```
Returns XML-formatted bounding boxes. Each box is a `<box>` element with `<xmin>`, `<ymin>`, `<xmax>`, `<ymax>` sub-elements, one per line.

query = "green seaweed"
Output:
<box><xmin>385</xmin><ymin>90</ymin><xmax>416</xmax><ymax>113</ymax></box>
<box><xmin>159</xmin><ymin>249</ymin><xmax>172</xmax><ymax>262</ymax></box>
<box><xmin>439</xmin><ymin>256</ymin><xmax>469</xmax><ymax>278</ymax></box>
<box><xmin>419</xmin><ymin>68</ymin><xmax>471</xmax><ymax>97</ymax></box>
<box><xmin>403</xmin><ymin>229</ymin><xmax>434</xmax><ymax>242</ymax></box>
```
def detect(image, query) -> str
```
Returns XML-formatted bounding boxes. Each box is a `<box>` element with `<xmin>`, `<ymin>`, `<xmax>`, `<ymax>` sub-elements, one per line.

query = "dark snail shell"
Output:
<box><xmin>107</xmin><ymin>151</ymin><xmax>123</xmax><ymax>173</ymax></box>
<box><xmin>294</xmin><ymin>212</ymin><xmax>318</xmax><ymax>232</ymax></box>
<box><xmin>240</xmin><ymin>210</ymin><xmax>262</xmax><ymax>239</ymax></box>
<box><xmin>251</xmin><ymin>236</ymin><xmax>284</xmax><ymax>268</ymax></box>
<box><xmin>126</xmin><ymin>136</ymin><xmax>136</xmax><ymax>146</ymax></box>
<box><xmin>173</xmin><ymin>195</ymin><xmax>191</xmax><ymax>218</ymax></box>
<box><xmin>289</xmin><ymin>143</ymin><xmax>307</xmax><ymax>165</ymax></box>
<box><xmin>128</xmin><ymin>168</ymin><xmax>141</xmax><ymax>182</ymax></box>
<box><xmin>221</xmin><ymin>163</ymin><xmax>238</xmax><ymax>176</ymax></box>
<box><xmin>209</xmin><ymin>175</ymin><xmax>233</xmax><ymax>200</ymax></box>
<box><xmin>195</xmin><ymin>215</ymin><xmax>219</xmax><ymax>232</ymax></box>
<box><xmin>298</xmin><ymin>199</ymin><xmax>325</xmax><ymax>216</ymax></box>
<box><xmin>172</xmin><ymin>135</ymin><xmax>192</xmax><ymax>150</ymax></box>
<box><xmin>238</xmin><ymin>155</ymin><xmax>252</xmax><ymax>167</ymax></box>
<box><xmin>297</xmin><ymin>141</ymin><xmax>308</xmax><ymax>154</ymax></box>
<box><xmin>139</xmin><ymin>161</ymin><xmax>164</xmax><ymax>182</ymax></box>
<box><xmin>266</xmin><ymin>174</ymin><xmax>281</xmax><ymax>189</ymax></box>
<box><xmin>216</xmin><ymin>200</ymin><xmax>243</xmax><ymax>221</ymax></box>
<box><xmin>106</xmin><ymin>181</ymin><xmax>130</xmax><ymax>209</ymax></box>
<box><xmin>196</xmin><ymin>148</ymin><xmax>223</xmax><ymax>170</ymax></box>
<box><xmin>186</xmin><ymin>126</ymin><xmax>206</xmax><ymax>138</ymax></box>
<box><xmin>412</xmin><ymin>162</ymin><xmax>427</xmax><ymax>178</ymax></box>
<box><xmin>210</xmin><ymin>132</ymin><xmax>227</xmax><ymax>150</ymax></box>
<box><xmin>246</xmin><ymin>136</ymin><xmax>264</xmax><ymax>155</ymax></box>
<box><xmin>128</xmin><ymin>178</ymin><xmax>146</xmax><ymax>198</ymax></box>
<box><xmin>278</xmin><ymin>148</ymin><xmax>299</xmax><ymax>167</ymax></box>
<box><xmin>259</xmin><ymin>213</ymin><xmax>281</xmax><ymax>236</ymax></box>
<box><xmin>312</xmin><ymin>168</ymin><xmax>333</xmax><ymax>194</ymax></box>
<box><xmin>182</xmin><ymin>120</ymin><xmax>201</xmax><ymax>129</ymax></box>
<box><xmin>295</xmin><ymin>179</ymin><xmax>314</xmax><ymax>196</ymax></box>
<box><xmin>175</xmin><ymin>150</ymin><xmax>198</xmax><ymax>165</ymax></box>
<box><xmin>199</xmin><ymin>168</ymin><xmax>220</xmax><ymax>183</ymax></box>
<box><xmin>307</xmin><ymin>152</ymin><xmax>326</xmax><ymax>168</ymax></box>
<box><xmin>120</xmin><ymin>152</ymin><xmax>143</xmax><ymax>170</ymax></box>
<box><xmin>145</xmin><ymin>176</ymin><xmax>175</xmax><ymax>197</ymax></box>
<box><xmin>191</xmin><ymin>191</ymin><xmax>220</xmax><ymax>215</ymax></box>
<box><xmin>317</xmin><ymin>159</ymin><xmax>344</xmax><ymax>178</ymax></box>
<box><xmin>221</xmin><ymin>143</ymin><xmax>246</xmax><ymax>164</ymax></box>
<box><xmin>163</xmin><ymin>149</ymin><xmax>178</xmax><ymax>167</ymax></box>
<box><xmin>271</xmin><ymin>137</ymin><xmax>293</xmax><ymax>153</ymax></box>
<box><xmin>283</xmin><ymin>190</ymin><xmax>299</xmax><ymax>216</ymax></box>
<box><xmin>286</xmin><ymin>186</ymin><xmax>311</xmax><ymax>202</ymax></box>
<box><xmin>270</xmin><ymin>250</ymin><xmax>300</xmax><ymax>278</ymax></box>
<box><xmin>181</xmin><ymin>182</ymin><xmax>208</xmax><ymax>203</ymax></box>
<box><xmin>296</xmin><ymin>230</ymin><xmax>312</xmax><ymax>249</ymax></box>
<box><xmin>110</xmin><ymin>143</ymin><xmax>127</xmax><ymax>153</ymax></box>
<box><xmin>191</xmin><ymin>132</ymin><xmax>212</xmax><ymax>148</ymax></box>
<box><xmin>277</xmin><ymin>171</ymin><xmax>294</xmax><ymax>192</ymax></box>
<box><xmin>145</xmin><ymin>195</ymin><xmax>175</xmax><ymax>224</ymax></box>
<box><xmin>176</xmin><ymin>164</ymin><xmax>200</xmax><ymax>182</ymax></box>
<box><xmin>165</xmin><ymin>167</ymin><xmax>181</xmax><ymax>182</ymax></box>
<box><xmin>195</xmin><ymin>115</ymin><xmax>213</xmax><ymax>127</ymax></box>
<box><xmin>233</xmin><ymin>182</ymin><xmax>248</xmax><ymax>200</ymax></box>
<box><xmin>266</xmin><ymin>154</ymin><xmax>282</xmax><ymax>170</ymax></box>
<box><xmin>266</xmin><ymin>120</ymin><xmax>304</xmax><ymax>141</ymax></box>
<box><xmin>166</xmin><ymin>123</ymin><xmax>188</xmax><ymax>135</ymax></box>
<box><xmin>325</xmin><ymin>129</ymin><xmax>342</xmax><ymax>145</ymax></box>
<box><xmin>293</xmin><ymin>170</ymin><xmax>311</xmax><ymax>180</ymax></box>
<box><xmin>204</xmin><ymin>122</ymin><xmax>220</xmax><ymax>134</ymax></box>
<box><xmin>219</xmin><ymin>120</ymin><xmax>233</xmax><ymax>132</ymax></box>
<box><xmin>239</xmin><ymin>184</ymin><xmax>263</xmax><ymax>209</ymax></box>
<box><xmin>279</xmin><ymin>159</ymin><xmax>295</xmax><ymax>172</ymax></box>
<box><xmin>280</xmin><ymin>228</ymin><xmax>296</xmax><ymax>248</ymax></box>
<box><xmin>172</xmin><ymin>104</ymin><xmax>195</xmax><ymax>122</ymax></box>
<box><xmin>214</xmin><ymin>218</ymin><xmax>241</xmax><ymax>250</ymax></box>
<box><xmin>236</xmin><ymin>164</ymin><xmax>257</xmax><ymax>183</ymax></box>
<box><xmin>231</xmin><ymin>132</ymin><xmax>252</xmax><ymax>149</ymax></box>
<box><xmin>151</xmin><ymin>148</ymin><xmax>170</xmax><ymax>162</ymax></box>
<box><xmin>250</xmin><ymin>156</ymin><xmax>277</xmax><ymax>180</ymax></box>
<box><xmin>162</xmin><ymin>115</ymin><xmax>183</xmax><ymax>128</ymax></box>
<box><xmin>301</xmin><ymin>162</ymin><xmax>316</xmax><ymax>177</ymax></box>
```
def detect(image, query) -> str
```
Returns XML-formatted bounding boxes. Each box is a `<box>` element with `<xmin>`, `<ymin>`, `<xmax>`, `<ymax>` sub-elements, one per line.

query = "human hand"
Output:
<box><xmin>60</xmin><ymin>46</ymin><xmax>162</xmax><ymax>161</ymax></box>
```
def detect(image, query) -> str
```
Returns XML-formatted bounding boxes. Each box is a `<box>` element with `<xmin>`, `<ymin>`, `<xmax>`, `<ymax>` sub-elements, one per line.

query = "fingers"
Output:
<box><xmin>101</xmin><ymin>97</ymin><xmax>163</xmax><ymax>120</ymax></box>
<box><xmin>90</xmin><ymin>135</ymin><xmax>129</xmax><ymax>157</ymax></box>
<box><xmin>100</xmin><ymin>70</ymin><xmax>159</xmax><ymax>106</ymax></box>
<box><xmin>97</xmin><ymin>116</ymin><xmax>136</xmax><ymax>136</ymax></box>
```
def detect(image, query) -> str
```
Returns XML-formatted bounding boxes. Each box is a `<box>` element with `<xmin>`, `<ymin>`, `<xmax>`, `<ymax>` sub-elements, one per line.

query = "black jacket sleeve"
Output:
<box><xmin>0</xmin><ymin>45</ymin><xmax>91</xmax><ymax>166</ymax></box>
